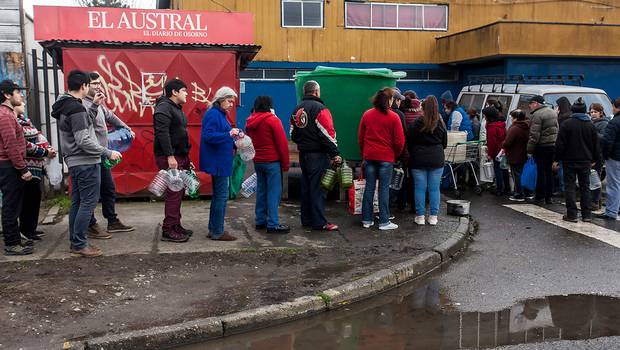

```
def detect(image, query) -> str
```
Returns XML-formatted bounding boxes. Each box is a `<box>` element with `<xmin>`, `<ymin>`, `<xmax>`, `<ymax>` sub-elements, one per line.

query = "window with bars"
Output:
<box><xmin>345</xmin><ymin>2</ymin><xmax>448</xmax><ymax>31</ymax></box>
<box><xmin>282</xmin><ymin>0</ymin><xmax>324</xmax><ymax>28</ymax></box>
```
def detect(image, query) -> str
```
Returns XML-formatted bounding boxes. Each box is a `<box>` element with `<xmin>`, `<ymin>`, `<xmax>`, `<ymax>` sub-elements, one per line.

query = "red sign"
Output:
<box><xmin>62</xmin><ymin>48</ymin><xmax>240</xmax><ymax>195</ymax></box>
<box><xmin>34</xmin><ymin>6</ymin><xmax>254</xmax><ymax>45</ymax></box>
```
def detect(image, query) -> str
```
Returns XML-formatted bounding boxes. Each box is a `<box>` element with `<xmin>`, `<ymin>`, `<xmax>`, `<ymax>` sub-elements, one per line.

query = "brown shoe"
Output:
<box><xmin>70</xmin><ymin>245</ymin><xmax>103</xmax><ymax>258</ymax></box>
<box><xmin>591</xmin><ymin>203</ymin><xmax>600</xmax><ymax>211</ymax></box>
<box><xmin>88</xmin><ymin>224</ymin><xmax>112</xmax><ymax>239</ymax></box>
<box><xmin>210</xmin><ymin>232</ymin><xmax>237</xmax><ymax>241</ymax></box>
<box><xmin>107</xmin><ymin>220</ymin><xmax>135</xmax><ymax>233</ymax></box>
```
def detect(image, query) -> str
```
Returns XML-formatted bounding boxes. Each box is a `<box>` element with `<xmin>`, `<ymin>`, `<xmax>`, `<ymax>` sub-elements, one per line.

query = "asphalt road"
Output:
<box><xmin>440</xmin><ymin>191</ymin><xmax>620</xmax><ymax>349</ymax></box>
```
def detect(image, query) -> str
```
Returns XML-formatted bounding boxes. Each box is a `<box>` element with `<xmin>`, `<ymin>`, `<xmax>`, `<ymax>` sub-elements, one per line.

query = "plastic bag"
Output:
<box><xmin>46</xmin><ymin>158</ymin><xmax>63</xmax><ymax>186</ymax></box>
<box><xmin>347</xmin><ymin>179</ymin><xmax>379</xmax><ymax>215</ymax></box>
<box><xmin>589</xmin><ymin>169</ymin><xmax>602</xmax><ymax>190</ymax></box>
<box><xmin>229</xmin><ymin>154</ymin><xmax>246</xmax><ymax>199</ymax></box>
<box><xmin>521</xmin><ymin>157</ymin><xmax>538</xmax><ymax>191</ymax></box>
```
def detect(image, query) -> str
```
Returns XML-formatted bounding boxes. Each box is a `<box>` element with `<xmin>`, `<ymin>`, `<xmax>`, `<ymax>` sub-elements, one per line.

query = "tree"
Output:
<box><xmin>76</xmin><ymin>0</ymin><xmax>135</xmax><ymax>8</ymax></box>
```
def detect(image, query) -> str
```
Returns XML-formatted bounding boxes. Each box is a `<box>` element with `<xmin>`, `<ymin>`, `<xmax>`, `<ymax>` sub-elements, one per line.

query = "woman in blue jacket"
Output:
<box><xmin>200</xmin><ymin>86</ymin><xmax>240</xmax><ymax>241</ymax></box>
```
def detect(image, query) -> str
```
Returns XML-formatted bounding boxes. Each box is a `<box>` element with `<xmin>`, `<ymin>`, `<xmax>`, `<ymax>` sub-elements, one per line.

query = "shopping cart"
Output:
<box><xmin>443</xmin><ymin>140</ymin><xmax>484</xmax><ymax>198</ymax></box>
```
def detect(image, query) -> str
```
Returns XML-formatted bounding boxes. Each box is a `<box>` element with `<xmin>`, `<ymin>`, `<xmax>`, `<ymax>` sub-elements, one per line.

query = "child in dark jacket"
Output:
<box><xmin>503</xmin><ymin>109</ymin><xmax>530</xmax><ymax>201</ymax></box>
<box><xmin>484</xmin><ymin>106</ymin><xmax>508</xmax><ymax>196</ymax></box>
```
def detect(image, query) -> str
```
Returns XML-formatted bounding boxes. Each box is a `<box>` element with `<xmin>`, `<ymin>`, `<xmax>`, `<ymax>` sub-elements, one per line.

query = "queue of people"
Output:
<box><xmin>3</xmin><ymin>70</ymin><xmax>620</xmax><ymax>256</ymax></box>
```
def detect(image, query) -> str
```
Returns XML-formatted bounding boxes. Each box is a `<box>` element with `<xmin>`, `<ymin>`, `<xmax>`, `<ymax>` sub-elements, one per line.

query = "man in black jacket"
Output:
<box><xmin>555</xmin><ymin>98</ymin><xmax>600</xmax><ymax>222</ymax></box>
<box><xmin>291</xmin><ymin>80</ymin><xmax>342</xmax><ymax>231</ymax></box>
<box><xmin>153</xmin><ymin>79</ymin><xmax>193</xmax><ymax>242</ymax></box>
<box><xmin>598</xmin><ymin>97</ymin><xmax>620</xmax><ymax>220</ymax></box>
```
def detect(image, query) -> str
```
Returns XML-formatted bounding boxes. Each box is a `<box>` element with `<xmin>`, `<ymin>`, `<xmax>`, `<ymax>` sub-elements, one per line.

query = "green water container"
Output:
<box><xmin>320</xmin><ymin>168</ymin><xmax>337</xmax><ymax>191</ymax></box>
<box><xmin>339</xmin><ymin>162</ymin><xmax>353</xmax><ymax>189</ymax></box>
<box><xmin>103</xmin><ymin>158</ymin><xmax>121</xmax><ymax>169</ymax></box>
<box><xmin>295</xmin><ymin>66</ymin><xmax>406</xmax><ymax>161</ymax></box>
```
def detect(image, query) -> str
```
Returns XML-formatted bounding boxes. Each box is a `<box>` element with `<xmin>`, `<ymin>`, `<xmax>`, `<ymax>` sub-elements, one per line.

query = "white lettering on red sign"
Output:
<box><xmin>87</xmin><ymin>10</ymin><xmax>208</xmax><ymax>32</ymax></box>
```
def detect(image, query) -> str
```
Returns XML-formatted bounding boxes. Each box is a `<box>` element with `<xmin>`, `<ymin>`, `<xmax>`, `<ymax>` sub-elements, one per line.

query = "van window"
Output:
<box><xmin>458</xmin><ymin>93</ymin><xmax>485</xmax><ymax>112</ymax></box>
<box><xmin>544</xmin><ymin>93</ymin><xmax>613</xmax><ymax>118</ymax></box>
<box><xmin>486</xmin><ymin>95</ymin><xmax>513</xmax><ymax>116</ymax></box>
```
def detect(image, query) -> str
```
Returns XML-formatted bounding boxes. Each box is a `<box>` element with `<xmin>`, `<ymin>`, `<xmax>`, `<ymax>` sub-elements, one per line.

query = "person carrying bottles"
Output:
<box><xmin>290</xmin><ymin>80</ymin><xmax>342</xmax><ymax>232</ymax></box>
<box><xmin>83</xmin><ymin>72</ymin><xmax>135</xmax><ymax>239</ymax></box>
<box><xmin>200</xmin><ymin>86</ymin><xmax>241</xmax><ymax>241</ymax></box>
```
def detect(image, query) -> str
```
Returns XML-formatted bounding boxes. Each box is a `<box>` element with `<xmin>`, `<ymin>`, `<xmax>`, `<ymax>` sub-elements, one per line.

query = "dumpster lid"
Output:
<box><xmin>295</xmin><ymin>66</ymin><xmax>406</xmax><ymax>79</ymax></box>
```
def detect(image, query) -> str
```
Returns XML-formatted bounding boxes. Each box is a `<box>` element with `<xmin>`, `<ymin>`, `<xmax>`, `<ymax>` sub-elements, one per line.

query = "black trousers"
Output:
<box><xmin>20</xmin><ymin>178</ymin><xmax>41</xmax><ymax>237</ymax></box>
<box><xmin>0</xmin><ymin>167</ymin><xmax>25</xmax><ymax>247</ymax></box>
<box><xmin>534</xmin><ymin>145</ymin><xmax>555</xmax><ymax>200</ymax></box>
<box><xmin>563</xmin><ymin>162</ymin><xmax>592</xmax><ymax>219</ymax></box>
<box><xmin>299</xmin><ymin>152</ymin><xmax>329</xmax><ymax>229</ymax></box>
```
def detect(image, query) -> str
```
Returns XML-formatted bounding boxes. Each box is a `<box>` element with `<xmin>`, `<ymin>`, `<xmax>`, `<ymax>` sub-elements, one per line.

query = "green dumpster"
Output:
<box><xmin>294</xmin><ymin>66</ymin><xmax>406</xmax><ymax>161</ymax></box>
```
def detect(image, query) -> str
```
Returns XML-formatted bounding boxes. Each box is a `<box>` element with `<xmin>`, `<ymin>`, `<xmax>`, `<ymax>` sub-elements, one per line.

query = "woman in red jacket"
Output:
<box><xmin>358</xmin><ymin>88</ymin><xmax>405</xmax><ymax>230</ymax></box>
<box><xmin>484</xmin><ymin>106</ymin><xmax>508</xmax><ymax>196</ymax></box>
<box><xmin>245</xmin><ymin>96</ymin><xmax>290</xmax><ymax>234</ymax></box>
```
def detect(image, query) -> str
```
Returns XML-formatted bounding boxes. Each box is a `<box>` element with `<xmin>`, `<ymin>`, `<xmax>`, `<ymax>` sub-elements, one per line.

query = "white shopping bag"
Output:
<box><xmin>480</xmin><ymin>161</ymin><xmax>495</xmax><ymax>183</ymax></box>
<box><xmin>348</xmin><ymin>179</ymin><xmax>379</xmax><ymax>215</ymax></box>
<box><xmin>46</xmin><ymin>158</ymin><xmax>63</xmax><ymax>186</ymax></box>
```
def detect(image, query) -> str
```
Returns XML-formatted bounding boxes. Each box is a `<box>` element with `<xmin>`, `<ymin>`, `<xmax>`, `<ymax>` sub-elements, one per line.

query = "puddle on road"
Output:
<box><xmin>174</xmin><ymin>280</ymin><xmax>620</xmax><ymax>350</ymax></box>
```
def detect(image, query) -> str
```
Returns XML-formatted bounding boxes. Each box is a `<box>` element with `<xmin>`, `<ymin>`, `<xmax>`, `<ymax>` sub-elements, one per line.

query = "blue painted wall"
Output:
<box><xmin>235</xmin><ymin>61</ymin><xmax>460</xmax><ymax>135</ymax></box>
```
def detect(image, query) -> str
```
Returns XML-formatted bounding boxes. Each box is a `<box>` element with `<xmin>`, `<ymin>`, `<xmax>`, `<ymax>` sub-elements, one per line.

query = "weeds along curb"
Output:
<box><xmin>82</xmin><ymin>216</ymin><xmax>473</xmax><ymax>350</ymax></box>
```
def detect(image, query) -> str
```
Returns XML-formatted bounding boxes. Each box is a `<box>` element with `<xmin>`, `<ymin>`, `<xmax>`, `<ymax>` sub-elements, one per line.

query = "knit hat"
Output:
<box><xmin>212</xmin><ymin>86</ymin><xmax>238</xmax><ymax>103</ymax></box>
<box><xmin>482</xmin><ymin>106</ymin><xmax>499</xmax><ymax>121</ymax></box>
<box><xmin>571</xmin><ymin>97</ymin><xmax>587</xmax><ymax>113</ymax></box>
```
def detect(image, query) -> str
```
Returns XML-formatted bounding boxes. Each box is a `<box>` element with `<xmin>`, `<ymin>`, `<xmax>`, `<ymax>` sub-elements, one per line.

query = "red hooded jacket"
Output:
<box><xmin>358</xmin><ymin>107</ymin><xmax>405</xmax><ymax>163</ymax></box>
<box><xmin>245</xmin><ymin>112</ymin><xmax>290</xmax><ymax>171</ymax></box>
<box><xmin>486</xmin><ymin>120</ymin><xmax>506</xmax><ymax>159</ymax></box>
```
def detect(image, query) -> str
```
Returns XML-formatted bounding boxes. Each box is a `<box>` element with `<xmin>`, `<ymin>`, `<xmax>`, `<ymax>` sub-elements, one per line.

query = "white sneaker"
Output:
<box><xmin>414</xmin><ymin>216</ymin><xmax>425</xmax><ymax>225</ymax></box>
<box><xmin>362</xmin><ymin>221</ymin><xmax>374</xmax><ymax>229</ymax></box>
<box><xmin>379</xmin><ymin>222</ymin><xmax>398</xmax><ymax>230</ymax></box>
<box><xmin>428</xmin><ymin>215</ymin><xmax>438</xmax><ymax>226</ymax></box>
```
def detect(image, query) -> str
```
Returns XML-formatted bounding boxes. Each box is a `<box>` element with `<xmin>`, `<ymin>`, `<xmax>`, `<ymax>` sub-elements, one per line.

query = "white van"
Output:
<box><xmin>456</xmin><ymin>82</ymin><xmax>614</xmax><ymax>122</ymax></box>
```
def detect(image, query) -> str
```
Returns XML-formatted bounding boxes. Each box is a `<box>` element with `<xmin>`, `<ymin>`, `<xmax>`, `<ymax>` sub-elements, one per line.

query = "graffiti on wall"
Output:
<box><xmin>95</xmin><ymin>54</ymin><xmax>213</xmax><ymax>118</ymax></box>
<box><xmin>0</xmin><ymin>52</ymin><xmax>25</xmax><ymax>86</ymax></box>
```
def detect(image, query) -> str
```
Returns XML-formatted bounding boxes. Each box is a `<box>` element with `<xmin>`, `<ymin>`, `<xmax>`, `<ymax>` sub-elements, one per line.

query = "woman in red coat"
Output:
<box><xmin>484</xmin><ymin>106</ymin><xmax>508</xmax><ymax>196</ymax></box>
<box><xmin>503</xmin><ymin>109</ymin><xmax>531</xmax><ymax>201</ymax></box>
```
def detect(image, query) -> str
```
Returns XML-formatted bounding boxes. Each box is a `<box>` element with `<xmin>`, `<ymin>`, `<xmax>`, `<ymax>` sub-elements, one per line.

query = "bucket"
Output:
<box><xmin>446</xmin><ymin>199</ymin><xmax>470</xmax><ymax>216</ymax></box>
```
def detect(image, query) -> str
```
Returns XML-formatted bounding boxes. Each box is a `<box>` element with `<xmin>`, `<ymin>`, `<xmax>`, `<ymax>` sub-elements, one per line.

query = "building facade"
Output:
<box><xmin>158</xmin><ymin>0</ymin><xmax>620</xmax><ymax>128</ymax></box>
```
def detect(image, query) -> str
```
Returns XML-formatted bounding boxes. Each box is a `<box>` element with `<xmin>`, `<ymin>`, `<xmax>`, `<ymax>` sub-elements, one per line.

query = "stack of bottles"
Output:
<box><xmin>148</xmin><ymin>169</ymin><xmax>201</xmax><ymax>198</ymax></box>
<box><xmin>240</xmin><ymin>173</ymin><xmax>258</xmax><ymax>198</ymax></box>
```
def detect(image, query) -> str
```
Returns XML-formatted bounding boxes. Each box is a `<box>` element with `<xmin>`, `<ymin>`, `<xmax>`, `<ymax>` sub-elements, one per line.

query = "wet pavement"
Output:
<box><xmin>174</xmin><ymin>276</ymin><xmax>620</xmax><ymax>350</ymax></box>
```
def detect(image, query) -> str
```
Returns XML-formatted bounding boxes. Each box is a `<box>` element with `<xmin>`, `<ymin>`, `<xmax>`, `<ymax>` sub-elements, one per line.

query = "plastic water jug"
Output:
<box><xmin>107</xmin><ymin>128</ymin><xmax>133</xmax><ymax>152</ymax></box>
<box><xmin>339</xmin><ymin>163</ymin><xmax>353</xmax><ymax>189</ymax></box>
<box><xmin>180</xmin><ymin>170</ymin><xmax>200</xmax><ymax>199</ymax></box>
<box><xmin>320</xmin><ymin>168</ymin><xmax>337</xmax><ymax>191</ymax></box>
<box><xmin>240</xmin><ymin>173</ymin><xmax>258</xmax><ymax>198</ymax></box>
<box><xmin>148</xmin><ymin>170</ymin><xmax>169</xmax><ymax>197</ymax></box>
<box><xmin>167</xmin><ymin>169</ymin><xmax>185</xmax><ymax>192</ymax></box>
<box><xmin>235</xmin><ymin>135</ymin><xmax>255</xmax><ymax>161</ymax></box>
<box><xmin>389</xmin><ymin>167</ymin><xmax>405</xmax><ymax>190</ymax></box>
<box><xmin>103</xmin><ymin>158</ymin><xmax>121</xmax><ymax>169</ymax></box>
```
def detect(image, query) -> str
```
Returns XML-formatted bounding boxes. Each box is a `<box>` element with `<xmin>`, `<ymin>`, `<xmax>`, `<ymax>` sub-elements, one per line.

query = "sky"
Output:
<box><xmin>23</xmin><ymin>0</ymin><xmax>157</xmax><ymax>16</ymax></box>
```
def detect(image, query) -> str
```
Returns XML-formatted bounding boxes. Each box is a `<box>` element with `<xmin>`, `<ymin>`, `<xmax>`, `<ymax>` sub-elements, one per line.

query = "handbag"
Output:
<box><xmin>348</xmin><ymin>177</ymin><xmax>379</xmax><ymax>215</ymax></box>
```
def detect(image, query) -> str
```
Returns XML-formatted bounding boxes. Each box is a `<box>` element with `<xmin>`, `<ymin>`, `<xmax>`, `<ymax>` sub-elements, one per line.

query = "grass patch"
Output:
<box><xmin>317</xmin><ymin>292</ymin><xmax>332</xmax><ymax>306</ymax></box>
<box><xmin>240</xmin><ymin>247</ymin><xmax>258</xmax><ymax>253</ymax></box>
<box><xmin>47</xmin><ymin>195</ymin><xmax>71</xmax><ymax>214</ymax></box>
<box><xmin>275</xmin><ymin>247</ymin><xmax>303</xmax><ymax>255</ymax></box>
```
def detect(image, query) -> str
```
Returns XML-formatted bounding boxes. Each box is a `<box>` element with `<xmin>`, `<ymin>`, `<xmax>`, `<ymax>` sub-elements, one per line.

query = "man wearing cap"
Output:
<box><xmin>291</xmin><ymin>80</ymin><xmax>342</xmax><ymax>231</ymax></box>
<box><xmin>52</xmin><ymin>70</ymin><xmax>122</xmax><ymax>258</ymax></box>
<box><xmin>0</xmin><ymin>80</ymin><xmax>33</xmax><ymax>255</ymax></box>
<box><xmin>527</xmin><ymin>95</ymin><xmax>559</xmax><ymax>205</ymax></box>
<box><xmin>555</xmin><ymin>97</ymin><xmax>600</xmax><ymax>222</ymax></box>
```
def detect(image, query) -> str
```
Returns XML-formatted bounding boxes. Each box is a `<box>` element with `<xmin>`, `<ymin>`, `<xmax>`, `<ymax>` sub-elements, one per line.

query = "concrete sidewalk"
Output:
<box><xmin>0</xmin><ymin>196</ymin><xmax>459</xmax><ymax>262</ymax></box>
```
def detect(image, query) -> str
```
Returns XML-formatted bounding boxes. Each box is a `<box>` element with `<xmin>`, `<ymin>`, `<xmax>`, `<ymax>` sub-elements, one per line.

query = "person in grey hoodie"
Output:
<box><xmin>82</xmin><ymin>72</ymin><xmax>135</xmax><ymax>237</ymax></box>
<box><xmin>51</xmin><ymin>70</ymin><xmax>121</xmax><ymax>258</ymax></box>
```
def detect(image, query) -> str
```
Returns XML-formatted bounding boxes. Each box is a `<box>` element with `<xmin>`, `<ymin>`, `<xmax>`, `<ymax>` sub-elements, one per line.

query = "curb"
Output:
<box><xmin>81</xmin><ymin>216</ymin><xmax>473</xmax><ymax>350</ymax></box>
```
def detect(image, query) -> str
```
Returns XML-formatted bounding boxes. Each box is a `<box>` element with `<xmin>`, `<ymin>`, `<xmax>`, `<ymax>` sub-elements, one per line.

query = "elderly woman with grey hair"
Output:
<box><xmin>200</xmin><ymin>86</ymin><xmax>240</xmax><ymax>241</ymax></box>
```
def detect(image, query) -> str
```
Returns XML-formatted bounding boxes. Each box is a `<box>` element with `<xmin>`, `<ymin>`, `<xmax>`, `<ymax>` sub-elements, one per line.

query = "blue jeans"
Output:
<box><xmin>255</xmin><ymin>162</ymin><xmax>282</xmax><ymax>228</ymax></box>
<box><xmin>605</xmin><ymin>159</ymin><xmax>620</xmax><ymax>218</ymax></box>
<box><xmin>90</xmin><ymin>160</ymin><xmax>118</xmax><ymax>226</ymax></box>
<box><xmin>493</xmin><ymin>160</ymin><xmax>505</xmax><ymax>192</ymax></box>
<box><xmin>362</xmin><ymin>161</ymin><xmax>393</xmax><ymax>226</ymax></box>
<box><xmin>209</xmin><ymin>175</ymin><xmax>229</xmax><ymax>238</ymax></box>
<box><xmin>411</xmin><ymin>168</ymin><xmax>443</xmax><ymax>216</ymax></box>
<box><xmin>69</xmin><ymin>164</ymin><xmax>101</xmax><ymax>250</ymax></box>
